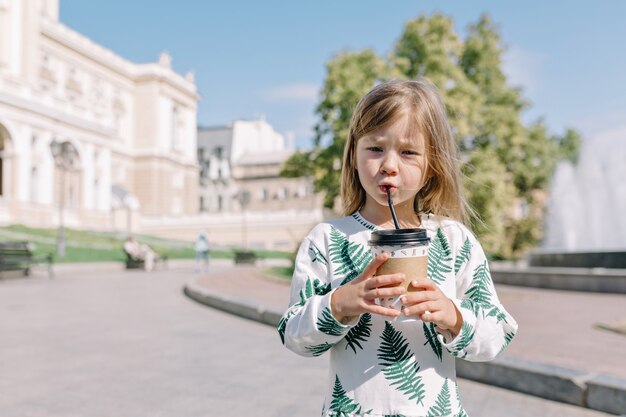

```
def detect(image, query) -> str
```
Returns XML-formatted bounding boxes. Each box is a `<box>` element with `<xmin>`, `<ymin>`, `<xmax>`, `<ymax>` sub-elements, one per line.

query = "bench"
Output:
<box><xmin>0</xmin><ymin>241</ymin><xmax>54</xmax><ymax>278</ymax></box>
<box><xmin>124</xmin><ymin>251</ymin><xmax>168</xmax><ymax>270</ymax></box>
<box><xmin>124</xmin><ymin>251</ymin><xmax>145</xmax><ymax>269</ymax></box>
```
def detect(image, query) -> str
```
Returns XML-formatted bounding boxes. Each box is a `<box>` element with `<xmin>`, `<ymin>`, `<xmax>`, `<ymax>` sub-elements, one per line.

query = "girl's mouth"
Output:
<box><xmin>380</xmin><ymin>185</ymin><xmax>396</xmax><ymax>193</ymax></box>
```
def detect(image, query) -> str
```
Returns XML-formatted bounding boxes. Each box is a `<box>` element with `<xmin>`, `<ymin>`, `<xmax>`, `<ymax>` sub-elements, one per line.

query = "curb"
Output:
<box><xmin>184</xmin><ymin>278</ymin><xmax>626</xmax><ymax>415</ymax></box>
<box><xmin>491</xmin><ymin>265</ymin><xmax>626</xmax><ymax>294</ymax></box>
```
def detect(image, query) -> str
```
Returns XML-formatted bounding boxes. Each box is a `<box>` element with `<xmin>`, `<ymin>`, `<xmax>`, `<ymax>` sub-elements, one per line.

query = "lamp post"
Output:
<box><xmin>236</xmin><ymin>190</ymin><xmax>251</xmax><ymax>249</ymax></box>
<box><xmin>49</xmin><ymin>140</ymin><xmax>77</xmax><ymax>258</ymax></box>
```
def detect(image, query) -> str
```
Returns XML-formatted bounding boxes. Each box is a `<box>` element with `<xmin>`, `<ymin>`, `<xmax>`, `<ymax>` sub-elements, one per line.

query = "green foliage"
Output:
<box><xmin>0</xmin><ymin>224</ymin><xmax>290</xmax><ymax>263</ymax></box>
<box><xmin>427</xmin><ymin>228</ymin><xmax>453</xmax><ymax>285</ymax></box>
<box><xmin>281</xmin><ymin>12</ymin><xmax>582</xmax><ymax>259</ymax></box>
<box><xmin>344</xmin><ymin>313</ymin><xmax>372</xmax><ymax>353</ymax></box>
<box><xmin>378</xmin><ymin>322</ymin><xmax>426</xmax><ymax>405</ymax></box>
<box><xmin>557</xmin><ymin>128</ymin><xmax>582</xmax><ymax>163</ymax></box>
<box><xmin>462</xmin><ymin>147</ymin><xmax>516</xmax><ymax>257</ymax></box>
<box><xmin>329</xmin><ymin>375</ymin><xmax>372</xmax><ymax>416</ymax></box>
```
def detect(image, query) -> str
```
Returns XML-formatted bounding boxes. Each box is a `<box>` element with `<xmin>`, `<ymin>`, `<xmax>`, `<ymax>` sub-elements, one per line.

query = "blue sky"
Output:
<box><xmin>61</xmin><ymin>0</ymin><xmax>626</xmax><ymax>149</ymax></box>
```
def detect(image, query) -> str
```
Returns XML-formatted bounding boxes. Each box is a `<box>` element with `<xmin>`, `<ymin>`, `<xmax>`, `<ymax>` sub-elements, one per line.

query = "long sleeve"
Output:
<box><xmin>437</xmin><ymin>227</ymin><xmax>518</xmax><ymax>362</ymax></box>
<box><xmin>277</xmin><ymin>228</ymin><xmax>357</xmax><ymax>357</ymax></box>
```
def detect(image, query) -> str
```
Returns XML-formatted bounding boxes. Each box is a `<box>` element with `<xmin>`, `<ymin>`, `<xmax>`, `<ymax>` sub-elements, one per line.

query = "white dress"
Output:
<box><xmin>278</xmin><ymin>212</ymin><xmax>518</xmax><ymax>417</ymax></box>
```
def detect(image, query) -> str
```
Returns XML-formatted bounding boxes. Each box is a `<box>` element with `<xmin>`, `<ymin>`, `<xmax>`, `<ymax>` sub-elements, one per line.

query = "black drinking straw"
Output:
<box><xmin>385</xmin><ymin>186</ymin><xmax>401</xmax><ymax>230</ymax></box>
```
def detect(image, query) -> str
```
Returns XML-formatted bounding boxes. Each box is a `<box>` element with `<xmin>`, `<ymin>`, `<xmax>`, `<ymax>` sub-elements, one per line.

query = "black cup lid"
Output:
<box><xmin>369</xmin><ymin>228</ymin><xmax>430</xmax><ymax>246</ymax></box>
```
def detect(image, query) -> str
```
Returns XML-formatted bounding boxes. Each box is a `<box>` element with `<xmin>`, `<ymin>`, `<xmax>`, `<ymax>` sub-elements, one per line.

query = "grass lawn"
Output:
<box><xmin>0</xmin><ymin>224</ymin><xmax>290</xmax><ymax>264</ymax></box>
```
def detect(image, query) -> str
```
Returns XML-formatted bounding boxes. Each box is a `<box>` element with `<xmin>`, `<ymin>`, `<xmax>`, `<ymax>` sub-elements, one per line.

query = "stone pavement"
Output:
<box><xmin>0</xmin><ymin>262</ymin><xmax>617</xmax><ymax>417</ymax></box>
<box><xmin>188</xmin><ymin>263</ymin><xmax>626</xmax><ymax>415</ymax></box>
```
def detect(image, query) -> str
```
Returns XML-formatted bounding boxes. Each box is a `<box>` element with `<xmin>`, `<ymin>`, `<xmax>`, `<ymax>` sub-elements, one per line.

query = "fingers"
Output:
<box><xmin>363</xmin><ymin>285</ymin><xmax>405</xmax><ymax>301</ymax></box>
<box><xmin>354</xmin><ymin>253</ymin><xmax>389</xmax><ymax>283</ymax></box>
<box><xmin>364</xmin><ymin>273</ymin><xmax>405</xmax><ymax>290</ymax></box>
<box><xmin>407</xmin><ymin>277</ymin><xmax>437</xmax><ymax>291</ymax></box>
<box><xmin>363</xmin><ymin>304</ymin><xmax>402</xmax><ymax>318</ymax></box>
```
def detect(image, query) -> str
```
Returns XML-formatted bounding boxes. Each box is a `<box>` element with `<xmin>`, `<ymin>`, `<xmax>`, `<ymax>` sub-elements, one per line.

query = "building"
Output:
<box><xmin>0</xmin><ymin>0</ymin><xmax>199</xmax><ymax>232</ymax></box>
<box><xmin>190</xmin><ymin>119</ymin><xmax>324</xmax><ymax>250</ymax></box>
<box><xmin>198</xmin><ymin>119</ymin><xmax>319</xmax><ymax>214</ymax></box>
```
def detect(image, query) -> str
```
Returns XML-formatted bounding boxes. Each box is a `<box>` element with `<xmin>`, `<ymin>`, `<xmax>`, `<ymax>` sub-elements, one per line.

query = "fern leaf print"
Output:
<box><xmin>426</xmin><ymin>379</ymin><xmax>452</xmax><ymax>417</ymax></box>
<box><xmin>305</xmin><ymin>342</ymin><xmax>333</xmax><ymax>357</ymax></box>
<box><xmin>329</xmin><ymin>375</ymin><xmax>372</xmax><ymax>416</ymax></box>
<box><xmin>499</xmin><ymin>330</ymin><xmax>516</xmax><ymax>354</ymax></box>
<box><xmin>328</xmin><ymin>227</ymin><xmax>371</xmax><ymax>285</ymax></box>
<box><xmin>422</xmin><ymin>322</ymin><xmax>443</xmax><ymax>361</ymax></box>
<box><xmin>454</xmin><ymin>237</ymin><xmax>472</xmax><ymax>274</ymax></box>
<box><xmin>378</xmin><ymin>322</ymin><xmax>426</xmax><ymax>405</ymax></box>
<box><xmin>308</xmin><ymin>244</ymin><xmax>328</xmax><ymax>265</ymax></box>
<box><xmin>464</xmin><ymin>260</ymin><xmax>492</xmax><ymax>306</ymax></box>
<box><xmin>344</xmin><ymin>313</ymin><xmax>372</xmax><ymax>353</ymax></box>
<box><xmin>428</xmin><ymin>228</ymin><xmax>453</xmax><ymax>285</ymax></box>
<box><xmin>318</xmin><ymin>307</ymin><xmax>345</xmax><ymax>336</ymax></box>
<box><xmin>449</xmin><ymin>322</ymin><xmax>475</xmax><ymax>357</ymax></box>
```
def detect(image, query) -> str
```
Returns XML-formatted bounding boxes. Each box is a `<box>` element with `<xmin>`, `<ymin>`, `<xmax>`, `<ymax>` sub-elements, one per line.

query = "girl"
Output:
<box><xmin>278</xmin><ymin>78</ymin><xmax>518</xmax><ymax>417</ymax></box>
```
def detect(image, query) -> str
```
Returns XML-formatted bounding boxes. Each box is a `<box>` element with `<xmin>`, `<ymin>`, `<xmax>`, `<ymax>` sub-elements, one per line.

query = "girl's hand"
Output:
<box><xmin>330</xmin><ymin>253</ymin><xmax>406</xmax><ymax>323</ymax></box>
<box><xmin>401</xmin><ymin>278</ymin><xmax>463</xmax><ymax>336</ymax></box>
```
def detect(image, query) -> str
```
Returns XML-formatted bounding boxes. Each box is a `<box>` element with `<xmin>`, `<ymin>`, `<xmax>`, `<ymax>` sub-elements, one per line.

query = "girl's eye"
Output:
<box><xmin>367</xmin><ymin>146</ymin><xmax>383</xmax><ymax>152</ymax></box>
<box><xmin>402</xmin><ymin>150</ymin><xmax>419</xmax><ymax>155</ymax></box>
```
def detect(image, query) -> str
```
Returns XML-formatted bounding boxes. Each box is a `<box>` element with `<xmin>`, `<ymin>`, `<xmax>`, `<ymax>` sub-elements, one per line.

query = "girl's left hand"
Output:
<box><xmin>400</xmin><ymin>278</ymin><xmax>463</xmax><ymax>336</ymax></box>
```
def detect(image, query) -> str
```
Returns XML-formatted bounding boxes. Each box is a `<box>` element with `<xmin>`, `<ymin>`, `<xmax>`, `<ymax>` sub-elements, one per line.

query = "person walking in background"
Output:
<box><xmin>277</xmin><ymin>78</ymin><xmax>518</xmax><ymax>416</ymax></box>
<box><xmin>195</xmin><ymin>231</ymin><xmax>210</xmax><ymax>273</ymax></box>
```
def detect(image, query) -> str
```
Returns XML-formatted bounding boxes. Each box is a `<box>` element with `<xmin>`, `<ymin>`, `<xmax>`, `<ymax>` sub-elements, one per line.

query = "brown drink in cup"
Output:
<box><xmin>369</xmin><ymin>228</ymin><xmax>430</xmax><ymax>320</ymax></box>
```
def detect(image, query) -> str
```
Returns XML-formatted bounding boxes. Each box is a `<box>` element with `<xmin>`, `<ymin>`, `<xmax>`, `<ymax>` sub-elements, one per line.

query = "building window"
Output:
<box><xmin>214</xmin><ymin>146</ymin><xmax>223</xmax><ymax>159</ymax></box>
<box><xmin>217</xmin><ymin>195</ymin><xmax>223</xmax><ymax>211</ymax></box>
<box><xmin>199</xmin><ymin>196</ymin><xmax>205</xmax><ymax>212</ymax></box>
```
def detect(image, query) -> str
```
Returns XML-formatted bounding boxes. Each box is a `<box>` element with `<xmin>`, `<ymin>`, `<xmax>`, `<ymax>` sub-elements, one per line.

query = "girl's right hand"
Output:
<box><xmin>330</xmin><ymin>253</ymin><xmax>406</xmax><ymax>323</ymax></box>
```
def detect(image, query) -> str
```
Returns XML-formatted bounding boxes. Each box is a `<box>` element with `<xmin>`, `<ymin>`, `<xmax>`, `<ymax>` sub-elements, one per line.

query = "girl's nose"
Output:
<box><xmin>380</xmin><ymin>152</ymin><xmax>398</xmax><ymax>176</ymax></box>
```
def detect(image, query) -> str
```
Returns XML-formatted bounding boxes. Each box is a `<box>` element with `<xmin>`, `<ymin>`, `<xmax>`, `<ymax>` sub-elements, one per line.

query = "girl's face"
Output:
<box><xmin>355</xmin><ymin>113</ymin><xmax>429</xmax><ymax>221</ymax></box>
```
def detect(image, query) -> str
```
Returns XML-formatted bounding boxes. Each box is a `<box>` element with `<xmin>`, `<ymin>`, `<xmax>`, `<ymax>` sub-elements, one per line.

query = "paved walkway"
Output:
<box><xmin>0</xmin><ymin>261</ymin><xmax>615</xmax><ymax>417</ymax></box>
<box><xmin>196</xmin><ymin>265</ymin><xmax>626</xmax><ymax>381</ymax></box>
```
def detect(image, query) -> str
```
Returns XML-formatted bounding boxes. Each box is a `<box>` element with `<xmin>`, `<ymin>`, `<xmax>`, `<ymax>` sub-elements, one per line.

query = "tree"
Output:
<box><xmin>281</xmin><ymin>49</ymin><xmax>387</xmax><ymax>208</ymax></box>
<box><xmin>282</xmin><ymin>13</ymin><xmax>581</xmax><ymax>259</ymax></box>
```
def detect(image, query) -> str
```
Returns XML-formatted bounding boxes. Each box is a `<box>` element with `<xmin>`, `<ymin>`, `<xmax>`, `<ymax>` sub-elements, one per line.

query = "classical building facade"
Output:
<box><xmin>190</xmin><ymin>119</ymin><xmax>324</xmax><ymax>250</ymax></box>
<box><xmin>0</xmin><ymin>0</ymin><xmax>199</xmax><ymax>231</ymax></box>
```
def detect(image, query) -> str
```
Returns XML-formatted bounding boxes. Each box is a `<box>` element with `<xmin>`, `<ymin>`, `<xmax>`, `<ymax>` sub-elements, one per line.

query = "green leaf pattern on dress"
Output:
<box><xmin>318</xmin><ymin>307</ymin><xmax>345</xmax><ymax>336</ymax></box>
<box><xmin>329</xmin><ymin>227</ymin><xmax>372</xmax><ymax>285</ymax></box>
<box><xmin>464</xmin><ymin>260</ymin><xmax>492</xmax><ymax>305</ymax></box>
<box><xmin>448</xmin><ymin>322</ymin><xmax>475</xmax><ymax>358</ymax></box>
<box><xmin>329</xmin><ymin>375</ymin><xmax>372</xmax><ymax>416</ymax></box>
<box><xmin>306</xmin><ymin>342</ymin><xmax>333</xmax><ymax>357</ymax></box>
<box><xmin>423</xmin><ymin>322</ymin><xmax>443</xmax><ymax>361</ymax></box>
<box><xmin>344</xmin><ymin>313</ymin><xmax>372</xmax><ymax>353</ymax></box>
<box><xmin>499</xmin><ymin>330</ymin><xmax>516</xmax><ymax>354</ymax></box>
<box><xmin>454</xmin><ymin>237</ymin><xmax>472</xmax><ymax>274</ymax></box>
<box><xmin>428</xmin><ymin>228</ymin><xmax>453</xmax><ymax>285</ymax></box>
<box><xmin>279</xmin><ymin>275</ymin><xmax>331</xmax><ymax>345</ymax></box>
<box><xmin>426</xmin><ymin>379</ymin><xmax>452</xmax><ymax>417</ymax></box>
<box><xmin>378</xmin><ymin>322</ymin><xmax>426</xmax><ymax>405</ymax></box>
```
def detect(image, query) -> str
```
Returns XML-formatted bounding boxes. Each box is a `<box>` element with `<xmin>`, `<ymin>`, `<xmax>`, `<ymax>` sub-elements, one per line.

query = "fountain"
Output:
<box><xmin>532</xmin><ymin>130</ymin><xmax>626</xmax><ymax>268</ymax></box>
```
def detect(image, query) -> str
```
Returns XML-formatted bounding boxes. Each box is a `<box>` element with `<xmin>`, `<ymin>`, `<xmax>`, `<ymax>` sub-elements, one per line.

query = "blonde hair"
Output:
<box><xmin>340</xmin><ymin>78</ymin><xmax>470</xmax><ymax>225</ymax></box>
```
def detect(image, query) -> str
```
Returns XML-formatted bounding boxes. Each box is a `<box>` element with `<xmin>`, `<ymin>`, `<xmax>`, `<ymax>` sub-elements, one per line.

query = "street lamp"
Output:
<box><xmin>235</xmin><ymin>190</ymin><xmax>251</xmax><ymax>249</ymax></box>
<box><xmin>49</xmin><ymin>139</ymin><xmax>78</xmax><ymax>258</ymax></box>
